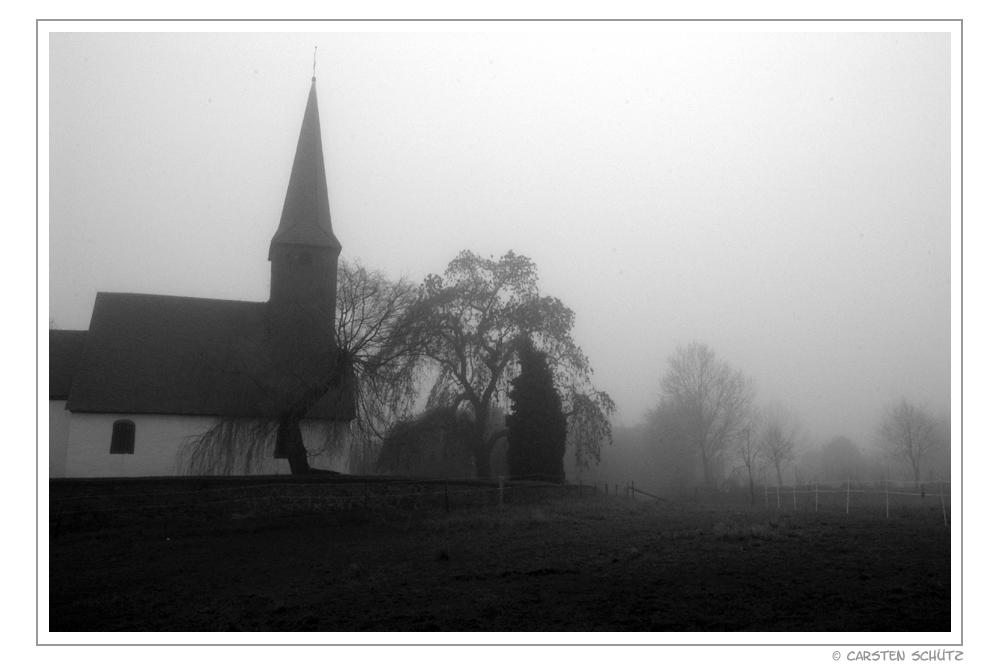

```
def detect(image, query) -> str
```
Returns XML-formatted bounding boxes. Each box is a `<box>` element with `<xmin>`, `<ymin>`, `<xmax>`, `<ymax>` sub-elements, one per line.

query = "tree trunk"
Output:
<box><xmin>278</xmin><ymin>413</ymin><xmax>311</xmax><ymax>475</ymax></box>
<box><xmin>701</xmin><ymin>450</ymin><xmax>716</xmax><ymax>489</ymax></box>
<box><xmin>470</xmin><ymin>405</ymin><xmax>494</xmax><ymax>479</ymax></box>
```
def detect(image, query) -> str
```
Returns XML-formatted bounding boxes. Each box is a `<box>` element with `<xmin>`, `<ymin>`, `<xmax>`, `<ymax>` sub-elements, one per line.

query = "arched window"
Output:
<box><xmin>110</xmin><ymin>420</ymin><xmax>135</xmax><ymax>454</ymax></box>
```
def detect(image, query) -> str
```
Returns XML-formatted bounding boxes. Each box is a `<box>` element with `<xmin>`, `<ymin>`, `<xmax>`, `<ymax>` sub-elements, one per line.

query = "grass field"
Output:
<box><xmin>48</xmin><ymin>494</ymin><xmax>951</xmax><ymax>632</ymax></box>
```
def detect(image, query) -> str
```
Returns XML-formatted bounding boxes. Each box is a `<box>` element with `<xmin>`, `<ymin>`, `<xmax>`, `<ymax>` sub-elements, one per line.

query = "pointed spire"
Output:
<box><xmin>268</xmin><ymin>78</ymin><xmax>341</xmax><ymax>259</ymax></box>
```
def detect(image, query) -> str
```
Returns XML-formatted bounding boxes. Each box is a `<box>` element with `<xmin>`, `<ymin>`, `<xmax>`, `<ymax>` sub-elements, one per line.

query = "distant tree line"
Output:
<box><xmin>635</xmin><ymin>342</ymin><xmax>949</xmax><ymax>495</ymax></box>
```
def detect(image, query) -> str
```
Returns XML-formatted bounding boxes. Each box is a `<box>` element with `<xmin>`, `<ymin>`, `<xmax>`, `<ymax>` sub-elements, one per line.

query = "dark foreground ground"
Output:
<box><xmin>49</xmin><ymin>496</ymin><xmax>950</xmax><ymax>632</ymax></box>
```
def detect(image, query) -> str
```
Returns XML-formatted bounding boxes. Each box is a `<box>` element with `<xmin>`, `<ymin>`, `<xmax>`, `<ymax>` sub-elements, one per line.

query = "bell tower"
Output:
<box><xmin>268</xmin><ymin>76</ymin><xmax>341</xmax><ymax>328</ymax></box>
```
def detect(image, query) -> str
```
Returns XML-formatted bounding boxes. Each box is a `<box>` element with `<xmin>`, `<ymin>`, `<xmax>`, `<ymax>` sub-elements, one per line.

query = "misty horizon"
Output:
<box><xmin>46</xmin><ymin>27</ymin><xmax>954</xmax><ymax>455</ymax></box>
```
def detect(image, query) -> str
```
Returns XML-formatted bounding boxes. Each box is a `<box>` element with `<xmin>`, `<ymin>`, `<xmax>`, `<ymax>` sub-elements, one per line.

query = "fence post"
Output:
<box><xmin>846</xmin><ymin>478</ymin><xmax>850</xmax><ymax>515</ymax></box>
<box><xmin>814</xmin><ymin>481</ymin><xmax>818</xmax><ymax>512</ymax></box>
<box><xmin>776</xmin><ymin>483</ymin><xmax>781</xmax><ymax>509</ymax></box>
<box><xmin>499</xmin><ymin>475</ymin><xmax>504</xmax><ymax>507</ymax></box>
<box><xmin>792</xmin><ymin>483</ymin><xmax>797</xmax><ymax>511</ymax></box>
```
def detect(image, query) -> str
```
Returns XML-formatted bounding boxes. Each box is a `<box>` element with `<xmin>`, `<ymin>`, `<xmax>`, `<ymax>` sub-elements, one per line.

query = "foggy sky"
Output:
<box><xmin>44</xmin><ymin>26</ymin><xmax>955</xmax><ymax>449</ymax></box>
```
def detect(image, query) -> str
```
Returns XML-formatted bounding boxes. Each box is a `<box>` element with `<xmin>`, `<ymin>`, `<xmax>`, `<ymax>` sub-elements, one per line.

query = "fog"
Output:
<box><xmin>45</xmin><ymin>26</ymin><xmax>954</xmax><ymax>456</ymax></box>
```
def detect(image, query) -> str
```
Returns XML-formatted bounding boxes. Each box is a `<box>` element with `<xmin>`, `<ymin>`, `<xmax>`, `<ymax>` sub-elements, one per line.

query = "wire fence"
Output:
<box><xmin>611</xmin><ymin>478</ymin><xmax>952</xmax><ymax>525</ymax></box>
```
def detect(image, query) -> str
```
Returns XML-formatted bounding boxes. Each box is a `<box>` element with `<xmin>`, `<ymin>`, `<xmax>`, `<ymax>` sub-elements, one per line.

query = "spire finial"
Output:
<box><xmin>312</xmin><ymin>46</ymin><xmax>317</xmax><ymax>81</ymax></box>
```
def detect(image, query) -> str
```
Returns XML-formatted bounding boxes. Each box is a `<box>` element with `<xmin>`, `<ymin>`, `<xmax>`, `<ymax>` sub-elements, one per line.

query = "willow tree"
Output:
<box><xmin>334</xmin><ymin>260</ymin><xmax>425</xmax><ymax>474</ymax></box>
<box><xmin>181</xmin><ymin>261</ymin><xmax>425</xmax><ymax>475</ymax></box>
<box><xmin>176</xmin><ymin>302</ymin><xmax>349</xmax><ymax>476</ymax></box>
<box><xmin>399</xmin><ymin>250</ymin><xmax>615</xmax><ymax>479</ymax></box>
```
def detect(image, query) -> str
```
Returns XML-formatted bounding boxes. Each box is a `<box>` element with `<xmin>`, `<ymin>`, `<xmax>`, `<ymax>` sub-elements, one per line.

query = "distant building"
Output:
<box><xmin>49</xmin><ymin>78</ymin><xmax>355</xmax><ymax>477</ymax></box>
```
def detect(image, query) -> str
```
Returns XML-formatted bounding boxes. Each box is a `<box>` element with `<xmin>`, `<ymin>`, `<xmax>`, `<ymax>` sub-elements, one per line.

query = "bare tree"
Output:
<box><xmin>931</xmin><ymin>407</ymin><xmax>952</xmax><ymax>480</ymax></box>
<box><xmin>759</xmin><ymin>400</ymin><xmax>802</xmax><ymax>488</ymax></box>
<box><xmin>334</xmin><ymin>260</ymin><xmax>425</xmax><ymax>474</ymax></box>
<box><xmin>877</xmin><ymin>398</ymin><xmax>940</xmax><ymax>481</ymax></box>
<box><xmin>733</xmin><ymin>408</ymin><xmax>764</xmax><ymax>503</ymax></box>
<box><xmin>652</xmin><ymin>343</ymin><xmax>756</xmax><ymax>488</ymax></box>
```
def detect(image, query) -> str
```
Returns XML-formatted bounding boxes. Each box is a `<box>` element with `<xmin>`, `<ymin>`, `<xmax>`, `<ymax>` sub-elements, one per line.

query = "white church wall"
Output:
<box><xmin>300</xmin><ymin>420</ymin><xmax>350</xmax><ymax>472</ymax></box>
<box><xmin>65</xmin><ymin>413</ymin><xmax>215</xmax><ymax>477</ymax></box>
<box><xmin>49</xmin><ymin>400</ymin><xmax>71</xmax><ymax>478</ymax></box>
<box><xmin>64</xmin><ymin>413</ymin><xmax>348</xmax><ymax>477</ymax></box>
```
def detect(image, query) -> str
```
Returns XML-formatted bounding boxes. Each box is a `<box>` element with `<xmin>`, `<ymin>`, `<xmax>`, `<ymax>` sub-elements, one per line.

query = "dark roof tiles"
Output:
<box><xmin>49</xmin><ymin>330</ymin><xmax>88</xmax><ymax>400</ymax></box>
<box><xmin>64</xmin><ymin>292</ymin><xmax>354</xmax><ymax>420</ymax></box>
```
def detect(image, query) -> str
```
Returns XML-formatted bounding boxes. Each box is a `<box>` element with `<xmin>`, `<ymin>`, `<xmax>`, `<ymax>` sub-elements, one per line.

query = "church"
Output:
<box><xmin>49</xmin><ymin>77</ymin><xmax>355</xmax><ymax>478</ymax></box>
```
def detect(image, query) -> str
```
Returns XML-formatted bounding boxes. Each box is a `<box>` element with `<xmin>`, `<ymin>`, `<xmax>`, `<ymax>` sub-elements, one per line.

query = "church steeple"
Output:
<box><xmin>269</xmin><ymin>77</ymin><xmax>341</xmax><ymax>256</ymax></box>
<box><xmin>268</xmin><ymin>77</ymin><xmax>341</xmax><ymax>324</ymax></box>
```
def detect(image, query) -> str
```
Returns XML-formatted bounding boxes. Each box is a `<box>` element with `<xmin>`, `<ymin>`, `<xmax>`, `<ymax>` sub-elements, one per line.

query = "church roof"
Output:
<box><xmin>269</xmin><ymin>78</ymin><xmax>342</xmax><ymax>256</ymax></box>
<box><xmin>49</xmin><ymin>329</ymin><xmax>88</xmax><ymax>400</ymax></box>
<box><xmin>64</xmin><ymin>292</ymin><xmax>354</xmax><ymax>420</ymax></box>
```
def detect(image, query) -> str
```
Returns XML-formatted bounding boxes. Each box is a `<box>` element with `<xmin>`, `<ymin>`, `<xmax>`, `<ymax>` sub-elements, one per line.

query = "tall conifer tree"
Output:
<box><xmin>506</xmin><ymin>338</ymin><xmax>567</xmax><ymax>482</ymax></box>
